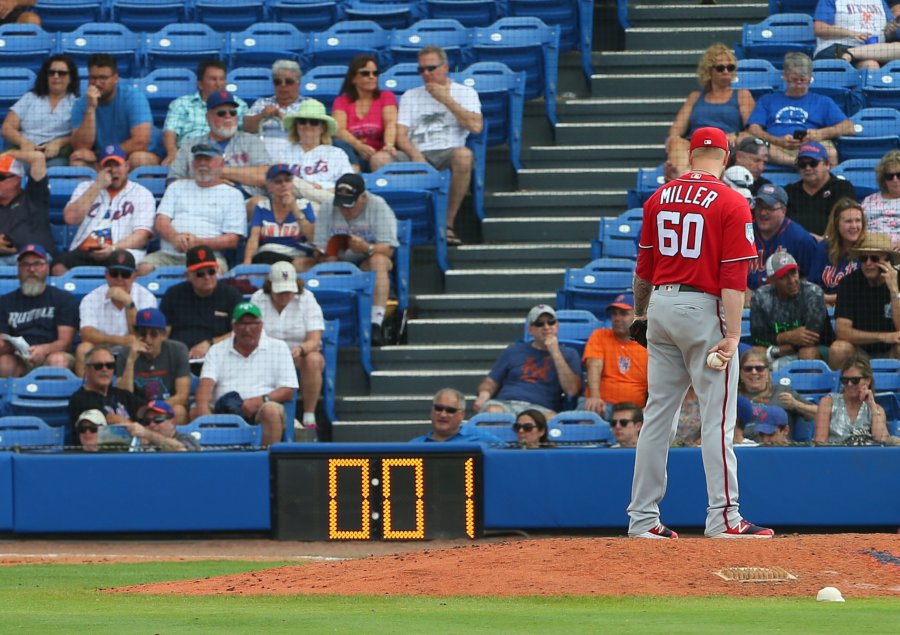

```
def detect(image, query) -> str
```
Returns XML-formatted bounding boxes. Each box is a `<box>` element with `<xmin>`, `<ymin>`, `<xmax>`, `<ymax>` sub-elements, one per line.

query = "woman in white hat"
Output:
<box><xmin>280</xmin><ymin>99</ymin><xmax>354</xmax><ymax>196</ymax></box>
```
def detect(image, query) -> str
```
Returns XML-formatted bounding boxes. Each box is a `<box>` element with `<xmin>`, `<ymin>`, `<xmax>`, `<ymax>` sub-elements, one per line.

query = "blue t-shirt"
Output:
<box><xmin>71</xmin><ymin>83</ymin><xmax>153</xmax><ymax>151</ymax></box>
<box><xmin>747</xmin><ymin>219</ymin><xmax>819</xmax><ymax>290</ymax></box>
<box><xmin>747</xmin><ymin>91</ymin><xmax>847</xmax><ymax>138</ymax></box>
<box><xmin>489</xmin><ymin>341</ymin><xmax>582</xmax><ymax>411</ymax></box>
<box><xmin>409</xmin><ymin>430</ymin><xmax>492</xmax><ymax>443</ymax></box>
<box><xmin>0</xmin><ymin>286</ymin><xmax>79</xmax><ymax>345</ymax></box>
<box><xmin>808</xmin><ymin>239</ymin><xmax>860</xmax><ymax>296</ymax></box>
<box><xmin>250</xmin><ymin>199</ymin><xmax>315</xmax><ymax>255</ymax></box>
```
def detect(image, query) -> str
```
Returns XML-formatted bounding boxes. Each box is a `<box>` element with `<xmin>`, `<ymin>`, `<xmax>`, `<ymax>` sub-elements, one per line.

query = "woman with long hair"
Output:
<box><xmin>809</xmin><ymin>197</ymin><xmax>866</xmax><ymax>305</ymax></box>
<box><xmin>814</xmin><ymin>356</ymin><xmax>889</xmax><ymax>445</ymax></box>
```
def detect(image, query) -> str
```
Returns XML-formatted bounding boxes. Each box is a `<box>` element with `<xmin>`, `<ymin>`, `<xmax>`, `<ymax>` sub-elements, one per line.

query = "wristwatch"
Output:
<box><xmin>262</xmin><ymin>395</ymin><xmax>270</xmax><ymax>404</ymax></box>
<box><xmin>366</xmin><ymin>244</ymin><xmax>375</xmax><ymax>257</ymax></box>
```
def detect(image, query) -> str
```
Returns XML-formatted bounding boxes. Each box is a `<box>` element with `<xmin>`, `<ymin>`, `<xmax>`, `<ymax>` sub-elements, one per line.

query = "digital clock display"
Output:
<box><xmin>272</xmin><ymin>449</ymin><xmax>483</xmax><ymax>541</ymax></box>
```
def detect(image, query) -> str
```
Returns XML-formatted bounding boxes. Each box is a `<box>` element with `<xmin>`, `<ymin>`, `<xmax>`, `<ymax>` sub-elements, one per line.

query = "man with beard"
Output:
<box><xmin>167</xmin><ymin>91</ymin><xmax>270</xmax><ymax>199</ymax></box>
<box><xmin>137</xmin><ymin>144</ymin><xmax>246</xmax><ymax>275</ymax></box>
<box><xmin>0</xmin><ymin>244</ymin><xmax>77</xmax><ymax>377</ymax></box>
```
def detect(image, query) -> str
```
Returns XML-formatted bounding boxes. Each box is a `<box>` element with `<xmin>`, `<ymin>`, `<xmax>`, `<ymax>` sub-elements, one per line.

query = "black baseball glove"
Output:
<box><xmin>629</xmin><ymin>319</ymin><xmax>648</xmax><ymax>348</ymax></box>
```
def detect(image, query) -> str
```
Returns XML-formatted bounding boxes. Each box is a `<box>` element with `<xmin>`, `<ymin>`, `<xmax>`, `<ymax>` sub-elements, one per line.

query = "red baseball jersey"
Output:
<box><xmin>636</xmin><ymin>171</ymin><xmax>756</xmax><ymax>295</ymax></box>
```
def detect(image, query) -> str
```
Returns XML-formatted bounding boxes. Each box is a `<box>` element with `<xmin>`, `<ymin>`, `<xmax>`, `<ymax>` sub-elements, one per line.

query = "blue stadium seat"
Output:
<box><xmin>471</xmin><ymin>17</ymin><xmax>559</xmax><ymax>126</ymax></box>
<box><xmin>194</xmin><ymin>0</ymin><xmax>267</xmax><ymax>32</ymax></box>
<box><xmin>59</xmin><ymin>22</ymin><xmax>142</xmax><ymax>80</ymax></box>
<box><xmin>741</xmin><ymin>307</ymin><xmax>752</xmax><ymax>346</ymax></box>
<box><xmin>305</xmin><ymin>20</ymin><xmax>392</xmax><ymax>70</ymax></box>
<box><xmin>452</xmin><ymin>62</ymin><xmax>525</xmax><ymax>171</ymax></box>
<box><xmin>758</xmin><ymin>169</ymin><xmax>795</xmax><ymax>187</ymax></box>
<box><xmin>389</xmin><ymin>19</ymin><xmax>472</xmax><ymax>69</ymax></box>
<box><xmin>227</xmin><ymin>263</ymin><xmax>271</xmax><ymax>294</ymax></box>
<box><xmin>47</xmin><ymin>166</ymin><xmax>96</xmax><ymax>224</ymax></box>
<box><xmin>0</xmin><ymin>67</ymin><xmax>36</xmax><ymax>123</ymax></box>
<box><xmin>379</xmin><ymin>62</ymin><xmax>424</xmax><ymax>95</ymax></box>
<box><xmin>466</xmin><ymin>121</ymin><xmax>488</xmax><ymax>220</ymax></box>
<box><xmin>343</xmin><ymin>0</ymin><xmax>423</xmax><ymax>30</ymax></box>
<box><xmin>34</xmin><ymin>1</ymin><xmax>105</xmax><ymax>32</ymax></box>
<box><xmin>8</xmin><ymin>367</ymin><xmax>83</xmax><ymax>434</ymax></box>
<box><xmin>226</xmin><ymin>67</ymin><xmax>275</xmax><ymax>104</ymax></box>
<box><xmin>109</xmin><ymin>0</ymin><xmax>187</xmax><ymax>33</ymax></box>
<box><xmin>423</xmin><ymin>0</ymin><xmax>504</xmax><ymax>28</ymax></box>
<box><xmin>509</xmin><ymin>0</ymin><xmax>594</xmax><ymax>80</ymax></box>
<box><xmin>300</xmin><ymin>262</ymin><xmax>375</xmax><ymax>376</ymax></box>
<box><xmin>321</xmin><ymin>318</ymin><xmax>339</xmax><ymax>424</ymax></box>
<box><xmin>556</xmin><ymin>258</ymin><xmax>635</xmax><ymax>318</ymax></box>
<box><xmin>862</xmin><ymin>60</ymin><xmax>900</xmax><ymax>109</ymax></box>
<box><xmin>393</xmin><ymin>219</ymin><xmax>412</xmax><ymax>312</ymax></box>
<box><xmin>871</xmin><ymin>358</ymin><xmax>900</xmax><ymax>394</ymax></box>
<box><xmin>363</xmin><ymin>162</ymin><xmax>451</xmax><ymax>273</ymax></box>
<box><xmin>50</xmin><ymin>223</ymin><xmax>78</xmax><ymax>253</ymax></box>
<box><xmin>0</xmin><ymin>416</ymin><xmax>65</xmax><ymax>450</ymax></box>
<box><xmin>741</xmin><ymin>13</ymin><xmax>815</xmax><ymax>68</ymax></box>
<box><xmin>547</xmin><ymin>411</ymin><xmax>613</xmax><ymax>444</ymax></box>
<box><xmin>732</xmin><ymin>58</ymin><xmax>783</xmax><ymax>99</ymax></box>
<box><xmin>591</xmin><ymin>217</ymin><xmax>640</xmax><ymax>261</ymax></box>
<box><xmin>627</xmin><ymin>165</ymin><xmax>665</xmax><ymax>209</ymax></box>
<box><xmin>617</xmin><ymin>207</ymin><xmax>644</xmax><ymax>223</ymax></box>
<box><xmin>180</xmin><ymin>414</ymin><xmax>263</xmax><ymax>448</ymax></box>
<box><xmin>50</xmin><ymin>266</ymin><xmax>107</xmax><ymax>303</ymax></box>
<box><xmin>836</xmin><ymin>108</ymin><xmax>900</xmax><ymax>161</ymax></box>
<box><xmin>771</xmin><ymin>359</ymin><xmax>838</xmax><ymax>404</ymax></box>
<box><xmin>265</xmin><ymin>0</ymin><xmax>342</xmax><ymax>33</ymax></box>
<box><xmin>229</xmin><ymin>23</ymin><xmax>308</xmax><ymax>69</ymax></box>
<box><xmin>463</xmin><ymin>412</ymin><xmax>517</xmax><ymax>442</ymax></box>
<box><xmin>831</xmin><ymin>158</ymin><xmax>879</xmax><ymax>198</ymax></box>
<box><xmin>809</xmin><ymin>59</ymin><xmax>864</xmax><ymax>116</ymax></box>
<box><xmin>133</xmin><ymin>68</ymin><xmax>198</xmax><ymax>128</ymax></box>
<box><xmin>144</xmin><ymin>23</ymin><xmax>227</xmax><ymax>74</ymax></box>
<box><xmin>299</xmin><ymin>65</ymin><xmax>348</xmax><ymax>110</ymax></box>
<box><xmin>0</xmin><ymin>24</ymin><xmax>56</xmax><ymax>73</ymax></box>
<box><xmin>137</xmin><ymin>266</ymin><xmax>186</xmax><ymax>298</ymax></box>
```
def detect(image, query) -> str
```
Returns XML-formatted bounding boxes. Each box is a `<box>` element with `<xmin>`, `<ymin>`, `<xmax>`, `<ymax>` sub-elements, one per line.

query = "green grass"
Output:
<box><xmin>0</xmin><ymin>561</ymin><xmax>898</xmax><ymax>634</ymax></box>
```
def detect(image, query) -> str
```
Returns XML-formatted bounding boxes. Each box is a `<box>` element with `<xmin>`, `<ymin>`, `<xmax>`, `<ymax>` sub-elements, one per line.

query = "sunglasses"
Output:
<box><xmin>432</xmin><ymin>404</ymin><xmax>460</xmax><ymax>414</ymax></box>
<box><xmin>294</xmin><ymin>118</ymin><xmax>321</xmax><ymax>126</ymax></box>
<box><xmin>214</xmin><ymin>109</ymin><xmax>238</xmax><ymax>117</ymax></box>
<box><xmin>141</xmin><ymin>415</ymin><xmax>168</xmax><ymax>425</ymax></box>
<box><xmin>89</xmin><ymin>362</ymin><xmax>116</xmax><ymax>371</ymax></box>
<box><xmin>136</xmin><ymin>327</ymin><xmax>163</xmax><ymax>338</ymax></box>
<box><xmin>797</xmin><ymin>159</ymin><xmax>820</xmax><ymax>169</ymax></box>
<box><xmin>742</xmin><ymin>365</ymin><xmax>767</xmax><ymax>373</ymax></box>
<box><xmin>194</xmin><ymin>267</ymin><xmax>217</xmax><ymax>278</ymax></box>
<box><xmin>78</xmin><ymin>425</ymin><xmax>98</xmax><ymax>434</ymax></box>
<box><xmin>610</xmin><ymin>418</ymin><xmax>633</xmax><ymax>427</ymax></box>
<box><xmin>513</xmin><ymin>423</ymin><xmax>537</xmax><ymax>432</ymax></box>
<box><xmin>840</xmin><ymin>376</ymin><xmax>863</xmax><ymax>385</ymax></box>
<box><xmin>713</xmin><ymin>64</ymin><xmax>736</xmax><ymax>72</ymax></box>
<box><xmin>858</xmin><ymin>254</ymin><xmax>883</xmax><ymax>263</ymax></box>
<box><xmin>273</xmin><ymin>77</ymin><xmax>297</xmax><ymax>86</ymax></box>
<box><xmin>884</xmin><ymin>172</ymin><xmax>900</xmax><ymax>181</ymax></box>
<box><xmin>532</xmin><ymin>319</ymin><xmax>557</xmax><ymax>328</ymax></box>
<box><xmin>48</xmin><ymin>69</ymin><xmax>70</xmax><ymax>77</ymax></box>
<box><xmin>417</xmin><ymin>64</ymin><xmax>441</xmax><ymax>74</ymax></box>
<box><xmin>358</xmin><ymin>69</ymin><xmax>380</xmax><ymax>77</ymax></box>
<box><xmin>107</xmin><ymin>269</ymin><xmax>133</xmax><ymax>279</ymax></box>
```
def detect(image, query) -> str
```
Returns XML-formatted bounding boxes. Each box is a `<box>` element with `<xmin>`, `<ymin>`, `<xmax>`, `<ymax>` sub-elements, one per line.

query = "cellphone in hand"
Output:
<box><xmin>792</xmin><ymin>130</ymin><xmax>807</xmax><ymax>140</ymax></box>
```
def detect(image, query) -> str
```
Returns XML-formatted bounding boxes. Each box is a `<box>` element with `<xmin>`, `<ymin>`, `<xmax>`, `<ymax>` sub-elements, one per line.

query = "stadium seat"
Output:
<box><xmin>556</xmin><ymin>258</ymin><xmax>635</xmax><ymax>318</ymax></box>
<box><xmin>393</xmin><ymin>219</ymin><xmax>412</xmax><ymax>312</ymax></box>
<box><xmin>0</xmin><ymin>24</ymin><xmax>56</xmax><ymax>73</ymax></box>
<box><xmin>33</xmin><ymin>1</ymin><xmax>105</xmax><ymax>32</ymax></box>
<box><xmin>617</xmin><ymin>207</ymin><xmax>644</xmax><ymax>223</ymax></box>
<box><xmin>870</xmin><ymin>358</ymin><xmax>900</xmax><ymax>393</ymax></box>
<box><xmin>226</xmin><ymin>67</ymin><xmax>275</xmax><ymax>104</ymax></box>
<box><xmin>226</xmin><ymin>264</ymin><xmax>271</xmax><ymax>296</ymax></box>
<box><xmin>47</xmin><ymin>166</ymin><xmax>96</xmax><ymax>224</ymax></box>
<box><xmin>591</xmin><ymin>217</ymin><xmax>640</xmax><ymax>261</ymax></box>
<box><xmin>265</xmin><ymin>0</ymin><xmax>341</xmax><ymax>33</ymax></box>
<box><xmin>627</xmin><ymin>165</ymin><xmax>665</xmax><ymax>209</ymax></box>
<box><xmin>547</xmin><ymin>411</ymin><xmax>613</xmax><ymax>444</ymax></box>
<box><xmin>180</xmin><ymin>414</ymin><xmax>263</xmax><ymax>448</ymax></box>
<box><xmin>836</xmin><ymin>108</ymin><xmax>900</xmax><ymax>161</ymax></box>
<box><xmin>389</xmin><ymin>19</ymin><xmax>472</xmax><ymax>69</ymax></box>
<box><xmin>299</xmin><ymin>65</ymin><xmax>348</xmax><ymax>110</ymax></box>
<box><xmin>741</xmin><ymin>13</ymin><xmax>815</xmax><ymax>68</ymax></box>
<box><xmin>861</xmin><ymin>60</ymin><xmax>900</xmax><ymax>109</ymax></box>
<box><xmin>59</xmin><ymin>22</ymin><xmax>142</xmax><ymax>80</ymax></box>
<box><xmin>509</xmin><ymin>0</ymin><xmax>594</xmax><ymax>79</ymax></box>
<box><xmin>321</xmin><ymin>318</ymin><xmax>340</xmax><ymax>424</ymax></box>
<box><xmin>305</xmin><ymin>20</ymin><xmax>392</xmax><ymax>70</ymax></box>
<box><xmin>831</xmin><ymin>159</ymin><xmax>879</xmax><ymax>198</ymax></box>
<box><xmin>144</xmin><ymin>24</ymin><xmax>227</xmax><ymax>74</ymax></box>
<box><xmin>50</xmin><ymin>223</ymin><xmax>78</xmax><ymax>253</ymax></box>
<box><xmin>471</xmin><ymin>17</ymin><xmax>560</xmax><ymax>126</ymax></box>
<box><xmin>741</xmin><ymin>307</ymin><xmax>752</xmax><ymax>346</ymax></box>
<box><xmin>0</xmin><ymin>266</ymin><xmax>18</xmax><ymax>294</ymax></box>
<box><xmin>109</xmin><ymin>0</ymin><xmax>187</xmax><ymax>33</ymax></box>
<box><xmin>732</xmin><ymin>58</ymin><xmax>783</xmax><ymax>99</ymax></box>
<box><xmin>137</xmin><ymin>266</ymin><xmax>186</xmax><ymax>298</ymax></box>
<box><xmin>379</xmin><ymin>62</ymin><xmax>424</xmax><ymax>95</ymax></box>
<box><xmin>229</xmin><ymin>23</ymin><xmax>308</xmax><ymax>69</ymax></box>
<box><xmin>8</xmin><ymin>367</ymin><xmax>83</xmax><ymax>435</ymax></box>
<box><xmin>129</xmin><ymin>165</ymin><xmax>171</xmax><ymax>202</ymax></box>
<box><xmin>50</xmin><ymin>266</ymin><xmax>107</xmax><ymax>303</ymax></box>
<box><xmin>363</xmin><ymin>162</ymin><xmax>451</xmax><ymax>273</ymax></box>
<box><xmin>0</xmin><ymin>416</ymin><xmax>65</xmax><ymax>450</ymax></box>
<box><xmin>452</xmin><ymin>62</ymin><xmax>525</xmax><ymax>171</ymax></box>
<box><xmin>0</xmin><ymin>67</ymin><xmax>36</xmax><ymax>124</ymax></box>
<box><xmin>343</xmin><ymin>0</ymin><xmax>423</xmax><ymax>30</ymax></box>
<box><xmin>423</xmin><ymin>0</ymin><xmax>504</xmax><ymax>28</ymax></box>
<box><xmin>133</xmin><ymin>68</ymin><xmax>198</xmax><ymax>128</ymax></box>
<box><xmin>809</xmin><ymin>59</ymin><xmax>864</xmax><ymax>117</ymax></box>
<box><xmin>194</xmin><ymin>0</ymin><xmax>267</xmax><ymax>32</ymax></box>
<box><xmin>466</xmin><ymin>122</ymin><xmax>488</xmax><ymax>221</ymax></box>
<box><xmin>463</xmin><ymin>412</ymin><xmax>517</xmax><ymax>442</ymax></box>
<box><xmin>771</xmin><ymin>359</ymin><xmax>838</xmax><ymax>404</ymax></box>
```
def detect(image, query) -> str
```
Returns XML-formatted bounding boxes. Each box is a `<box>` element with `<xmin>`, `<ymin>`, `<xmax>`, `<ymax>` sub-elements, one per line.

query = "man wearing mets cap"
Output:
<box><xmin>628</xmin><ymin>126</ymin><xmax>774</xmax><ymax>540</ymax></box>
<box><xmin>192</xmin><ymin>302</ymin><xmax>299</xmax><ymax>445</ymax></box>
<box><xmin>124</xmin><ymin>400</ymin><xmax>200</xmax><ymax>452</ymax></box>
<box><xmin>580</xmin><ymin>293</ymin><xmax>649</xmax><ymax>415</ymax></box>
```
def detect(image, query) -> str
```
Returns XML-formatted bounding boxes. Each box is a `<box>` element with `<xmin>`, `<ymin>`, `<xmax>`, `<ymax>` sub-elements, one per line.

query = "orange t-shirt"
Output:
<box><xmin>582</xmin><ymin>328</ymin><xmax>648</xmax><ymax>407</ymax></box>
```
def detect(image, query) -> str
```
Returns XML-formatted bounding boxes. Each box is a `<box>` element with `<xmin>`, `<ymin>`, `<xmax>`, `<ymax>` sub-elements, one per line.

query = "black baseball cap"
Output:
<box><xmin>185</xmin><ymin>245</ymin><xmax>218</xmax><ymax>272</ymax></box>
<box><xmin>333</xmin><ymin>173</ymin><xmax>366</xmax><ymax>208</ymax></box>
<box><xmin>107</xmin><ymin>249</ymin><xmax>135</xmax><ymax>272</ymax></box>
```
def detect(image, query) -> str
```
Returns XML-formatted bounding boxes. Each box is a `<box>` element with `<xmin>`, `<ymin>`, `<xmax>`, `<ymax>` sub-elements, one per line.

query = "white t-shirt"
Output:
<box><xmin>67</xmin><ymin>180</ymin><xmax>157</xmax><ymax>261</ymax></box>
<box><xmin>250</xmin><ymin>288</ymin><xmax>325</xmax><ymax>349</ymax></box>
<box><xmin>79</xmin><ymin>283</ymin><xmax>157</xmax><ymax>336</ymax></box>
<box><xmin>156</xmin><ymin>181</ymin><xmax>247</xmax><ymax>255</ymax></box>
<box><xmin>398</xmin><ymin>81</ymin><xmax>482</xmax><ymax>152</ymax></box>
<box><xmin>277</xmin><ymin>143</ymin><xmax>354</xmax><ymax>189</ymax></box>
<box><xmin>201</xmin><ymin>332</ymin><xmax>299</xmax><ymax>401</ymax></box>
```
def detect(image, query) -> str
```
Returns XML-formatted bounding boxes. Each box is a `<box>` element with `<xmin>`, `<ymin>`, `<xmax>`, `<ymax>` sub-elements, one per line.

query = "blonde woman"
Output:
<box><xmin>861</xmin><ymin>149</ymin><xmax>900</xmax><ymax>250</ymax></box>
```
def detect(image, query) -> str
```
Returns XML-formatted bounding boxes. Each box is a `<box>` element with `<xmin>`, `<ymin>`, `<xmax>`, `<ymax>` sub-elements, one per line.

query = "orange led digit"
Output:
<box><xmin>327</xmin><ymin>458</ymin><xmax>371</xmax><ymax>540</ymax></box>
<box><xmin>382</xmin><ymin>458</ymin><xmax>425</xmax><ymax>539</ymax></box>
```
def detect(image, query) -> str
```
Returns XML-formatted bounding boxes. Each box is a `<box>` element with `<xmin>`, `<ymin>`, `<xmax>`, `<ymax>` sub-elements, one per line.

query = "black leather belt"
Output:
<box><xmin>654</xmin><ymin>284</ymin><xmax>704</xmax><ymax>293</ymax></box>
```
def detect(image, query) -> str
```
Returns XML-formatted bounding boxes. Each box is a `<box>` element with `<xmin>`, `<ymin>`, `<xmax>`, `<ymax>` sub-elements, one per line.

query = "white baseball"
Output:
<box><xmin>707</xmin><ymin>352</ymin><xmax>726</xmax><ymax>369</ymax></box>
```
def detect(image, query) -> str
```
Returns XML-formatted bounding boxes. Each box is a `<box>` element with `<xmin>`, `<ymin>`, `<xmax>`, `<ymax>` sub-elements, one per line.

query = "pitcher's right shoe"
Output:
<box><xmin>710</xmin><ymin>520</ymin><xmax>774</xmax><ymax>539</ymax></box>
<box><xmin>631</xmin><ymin>524</ymin><xmax>678</xmax><ymax>539</ymax></box>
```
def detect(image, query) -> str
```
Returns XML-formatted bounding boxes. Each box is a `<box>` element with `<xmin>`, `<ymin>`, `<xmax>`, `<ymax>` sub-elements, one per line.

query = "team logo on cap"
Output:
<box><xmin>198</xmin><ymin>249</ymin><xmax>207</xmax><ymax>260</ymax></box>
<box><xmin>105</xmin><ymin>145</ymin><xmax>115</xmax><ymax>154</ymax></box>
<box><xmin>116</xmin><ymin>253</ymin><xmax>126</xmax><ymax>264</ymax></box>
<box><xmin>281</xmin><ymin>269</ymin><xmax>290</xmax><ymax>281</ymax></box>
<box><xmin>141</xmin><ymin>310</ymin><xmax>151</xmax><ymax>321</ymax></box>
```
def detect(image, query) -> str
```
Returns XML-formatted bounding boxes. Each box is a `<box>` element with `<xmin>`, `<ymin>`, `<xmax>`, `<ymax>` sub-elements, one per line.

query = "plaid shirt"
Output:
<box><xmin>163</xmin><ymin>91</ymin><xmax>249</xmax><ymax>143</ymax></box>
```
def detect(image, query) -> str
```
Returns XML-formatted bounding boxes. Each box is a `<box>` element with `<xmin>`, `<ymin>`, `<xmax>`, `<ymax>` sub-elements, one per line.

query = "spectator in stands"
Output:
<box><xmin>609</xmin><ymin>402</ymin><xmax>643</xmax><ymax>449</ymax></box>
<box><xmin>784</xmin><ymin>141</ymin><xmax>858</xmax><ymax>237</ymax></box>
<box><xmin>580</xmin><ymin>293</ymin><xmax>648</xmax><ymax>416</ymax></box>
<box><xmin>0</xmin><ymin>0</ymin><xmax>38</xmax><ymax>24</ymax></box>
<box><xmin>168</xmin><ymin>91</ymin><xmax>270</xmax><ymax>200</ymax></box>
<box><xmin>2</xmin><ymin>54</ymin><xmax>78</xmax><ymax>168</ymax></box>
<box><xmin>192</xmin><ymin>302</ymin><xmax>299</xmax><ymax>446</ymax></box>
<box><xmin>673</xmin><ymin>386</ymin><xmax>701</xmax><ymax>447</ymax></box>
<box><xmin>243</xmin><ymin>164</ymin><xmax>315</xmax><ymax>267</ymax></box>
<box><xmin>162</xmin><ymin>60</ymin><xmax>249</xmax><ymax>166</ymax></box>
<box><xmin>312</xmin><ymin>173</ymin><xmax>398</xmax><ymax>346</ymax></box>
<box><xmin>513</xmin><ymin>409</ymin><xmax>551</xmax><ymax>449</ymax></box>
<box><xmin>75</xmin><ymin>409</ymin><xmax>106</xmax><ymax>452</ymax></box>
<box><xmin>75</xmin><ymin>250</ymin><xmax>156</xmax><ymax>376</ymax></box>
<box><xmin>750</xmin><ymin>252</ymin><xmax>832</xmax><ymax>369</ymax></box>
<box><xmin>0</xmin><ymin>244</ymin><xmax>77</xmax><ymax>377</ymax></box>
<box><xmin>124</xmin><ymin>400</ymin><xmax>199</xmax><ymax>452</ymax></box>
<box><xmin>814</xmin><ymin>0</ymin><xmax>896</xmax><ymax>69</ymax></box>
<box><xmin>734</xmin><ymin>396</ymin><xmax>758</xmax><ymax>446</ymax></box>
<box><xmin>731</xmin><ymin>136</ymin><xmax>771</xmax><ymax>194</ymax></box>
<box><xmin>242</xmin><ymin>60</ymin><xmax>304</xmax><ymax>160</ymax></box>
<box><xmin>737</xmin><ymin>349</ymin><xmax>818</xmax><ymax>434</ymax></box>
<box><xmin>746</xmin><ymin>184</ymin><xmax>818</xmax><ymax>291</ymax></box>
<box><xmin>829</xmin><ymin>232</ymin><xmax>900</xmax><ymax>368</ymax></box>
<box><xmin>474</xmin><ymin>304</ymin><xmax>582</xmax><ymax>417</ymax></box>
<box><xmin>814</xmin><ymin>356</ymin><xmax>889</xmax><ymax>444</ymax></box>
<box><xmin>332</xmin><ymin>54</ymin><xmax>398</xmax><ymax>173</ymax></box>
<box><xmin>746</xmin><ymin>52</ymin><xmax>853</xmax><ymax>167</ymax></box>
<box><xmin>395</xmin><ymin>45</ymin><xmax>483</xmax><ymax>246</ymax></box>
<box><xmin>755</xmin><ymin>404</ymin><xmax>791</xmax><ymax>447</ymax></box>
<box><xmin>410</xmin><ymin>388</ymin><xmax>481</xmax><ymax>443</ymax></box>
<box><xmin>138</xmin><ymin>143</ymin><xmax>245</xmax><ymax>276</ymax></box>
<box><xmin>664</xmin><ymin>43</ymin><xmax>754</xmax><ymax>180</ymax></box>
<box><xmin>0</xmin><ymin>152</ymin><xmax>54</xmax><ymax>264</ymax></box>
<box><xmin>116</xmin><ymin>308</ymin><xmax>191</xmax><ymax>425</ymax></box>
<box><xmin>281</xmin><ymin>99</ymin><xmax>354</xmax><ymax>201</ymax></box>
<box><xmin>52</xmin><ymin>144</ymin><xmax>155</xmax><ymax>275</ymax></box>
<box><xmin>809</xmin><ymin>197</ymin><xmax>866</xmax><ymax>305</ymax></box>
<box><xmin>68</xmin><ymin>344</ymin><xmax>143</xmax><ymax>436</ymax></box>
<box><xmin>70</xmin><ymin>54</ymin><xmax>159</xmax><ymax>169</ymax></box>
<box><xmin>861</xmin><ymin>149</ymin><xmax>900</xmax><ymax>249</ymax></box>
<box><xmin>250</xmin><ymin>261</ymin><xmax>325</xmax><ymax>431</ymax></box>
<box><xmin>159</xmin><ymin>245</ymin><xmax>243</xmax><ymax>362</ymax></box>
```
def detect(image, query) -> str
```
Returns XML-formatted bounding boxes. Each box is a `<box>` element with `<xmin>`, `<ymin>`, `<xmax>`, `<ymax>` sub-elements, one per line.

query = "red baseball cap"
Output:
<box><xmin>689</xmin><ymin>127</ymin><xmax>729</xmax><ymax>153</ymax></box>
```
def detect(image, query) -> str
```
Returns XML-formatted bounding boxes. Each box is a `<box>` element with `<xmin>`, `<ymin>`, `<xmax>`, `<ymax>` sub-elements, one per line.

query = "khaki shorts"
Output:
<box><xmin>394</xmin><ymin>148</ymin><xmax>457</xmax><ymax>171</ymax></box>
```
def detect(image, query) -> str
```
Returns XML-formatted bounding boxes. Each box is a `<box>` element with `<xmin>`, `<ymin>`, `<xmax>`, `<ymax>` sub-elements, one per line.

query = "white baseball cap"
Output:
<box><xmin>269</xmin><ymin>261</ymin><xmax>299</xmax><ymax>294</ymax></box>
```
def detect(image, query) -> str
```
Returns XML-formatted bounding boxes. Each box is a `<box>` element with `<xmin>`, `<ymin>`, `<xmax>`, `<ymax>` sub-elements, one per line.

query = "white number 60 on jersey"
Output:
<box><xmin>657</xmin><ymin>211</ymin><xmax>705</xmax><ymax>259</ymax></box>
